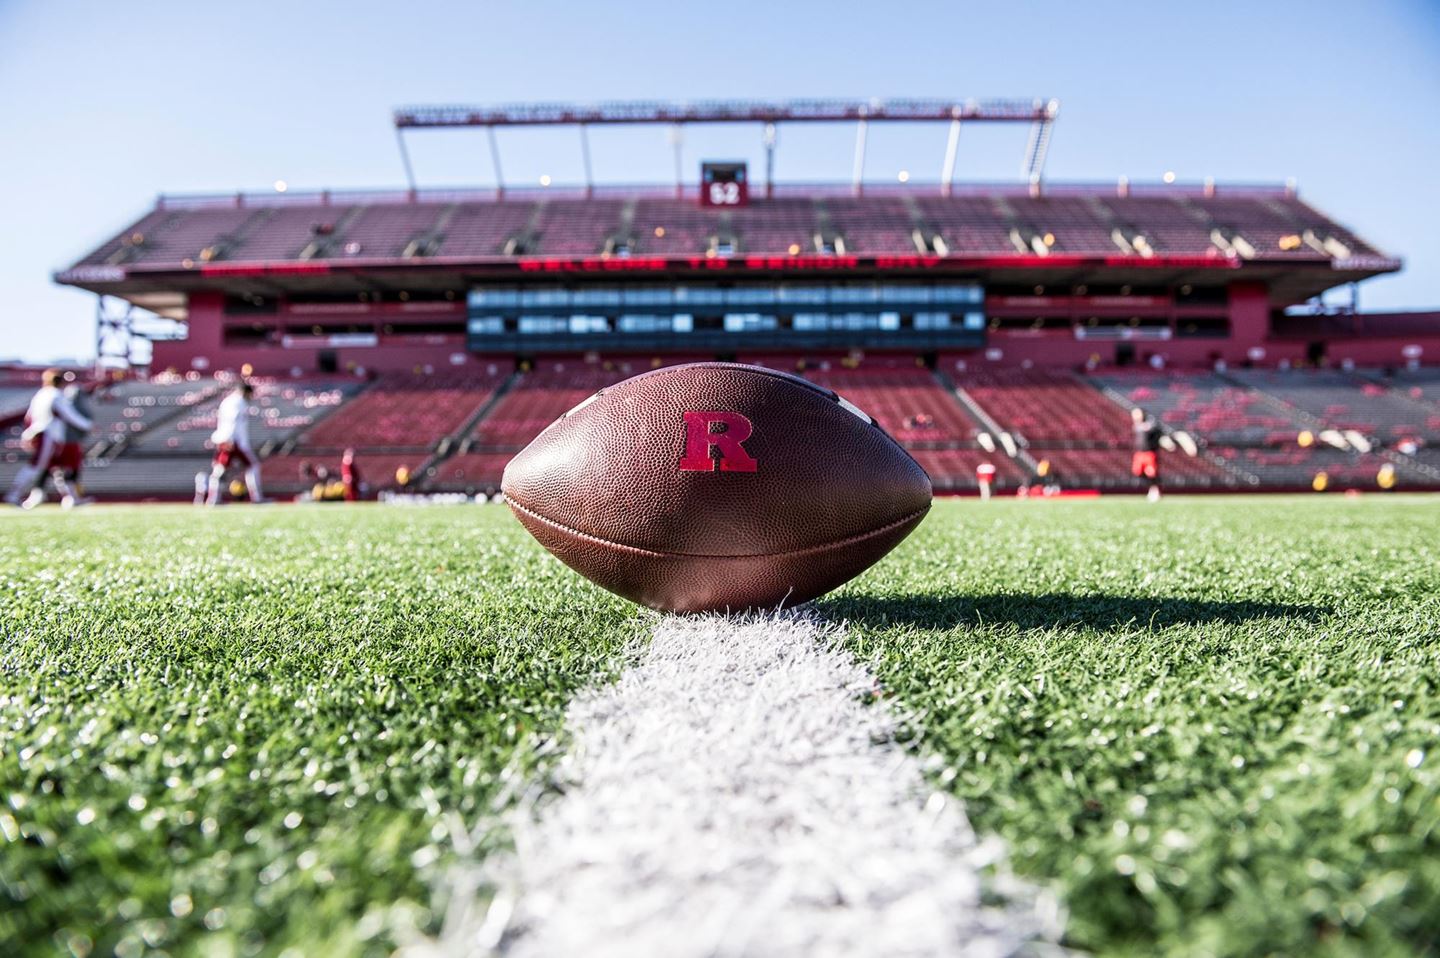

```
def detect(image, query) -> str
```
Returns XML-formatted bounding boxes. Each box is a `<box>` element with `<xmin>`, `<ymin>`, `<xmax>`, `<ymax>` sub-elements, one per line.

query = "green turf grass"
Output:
<box><xmin>0</xmin><ymin>504</ymin><xmax>640</xmax><ymax>957</ymax></box>
<box><xmin>3</xmin><ymin>497</ymin><xmax>1438</xmax><ymax>957</ymax></box>
<box><xmin>824</xmin><ymin>495</ymin><xmax>1440</xmax><ymax>957</ymax></box>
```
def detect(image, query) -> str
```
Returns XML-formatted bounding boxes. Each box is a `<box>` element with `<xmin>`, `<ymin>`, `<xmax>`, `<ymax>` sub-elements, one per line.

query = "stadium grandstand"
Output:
<box><xmin>8</xmin><ymin>98</ymin><xmax>1440</xmax><ymax>498</ymax></box>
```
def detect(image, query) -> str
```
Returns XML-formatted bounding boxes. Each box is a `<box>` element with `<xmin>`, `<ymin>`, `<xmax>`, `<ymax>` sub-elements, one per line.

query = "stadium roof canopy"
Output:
<box><xmin>390</xmin><ymin>97</ymin><xmax>1063</xmax><ymax>195</ymax></box>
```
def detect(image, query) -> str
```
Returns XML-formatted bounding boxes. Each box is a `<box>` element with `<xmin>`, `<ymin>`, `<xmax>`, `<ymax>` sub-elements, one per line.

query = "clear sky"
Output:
<box><xmin>1</xmin><ymin>0</ymin><xmax>1437</xmax><ymax>363</ymax></box>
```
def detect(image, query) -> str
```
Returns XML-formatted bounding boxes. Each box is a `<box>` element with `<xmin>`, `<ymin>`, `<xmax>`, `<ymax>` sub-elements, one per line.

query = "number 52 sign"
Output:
<box><xmin>700</xmin><ymin>162</ymin><xmax>749</xmax><ymax>207</ymax></box>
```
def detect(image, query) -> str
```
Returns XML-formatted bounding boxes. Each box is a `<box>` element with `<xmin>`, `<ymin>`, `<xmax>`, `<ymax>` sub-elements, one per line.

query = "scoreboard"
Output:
<box><xmin>700</xmin><ymin>161</ymin><xmax>748</xmax><ymax>207</ymax></box>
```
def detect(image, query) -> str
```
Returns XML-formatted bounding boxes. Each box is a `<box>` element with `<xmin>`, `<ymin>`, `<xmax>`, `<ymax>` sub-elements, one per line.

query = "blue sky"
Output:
<box><xmin>1</xmin><ymin>0</ymin><xmax>1437</xmax><ymax>362</ymax></box>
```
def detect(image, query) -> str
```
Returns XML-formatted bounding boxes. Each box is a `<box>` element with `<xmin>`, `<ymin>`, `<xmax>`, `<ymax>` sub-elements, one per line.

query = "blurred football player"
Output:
<box><xmin>48</xmin><ymin>374</ymin><xmax>97</xmax><ymax>508</ymax></box>
<box><xmin>205</xmin><ymin>381</ymin><xmax>265</xmax><ymax>505</ymax></box>
<box><xmin>1131</xmin><ymin>406</ymin><xmax>1163</xmax><ymax>502</ymax></box>
<box><xmin>341</xmin><ymin>448</ymin><xmax>361</xmax><ymax>502</ymax></box>
<box><xmin>975</xmin><ymin>461</ymin><xmax>996</xmax><ymax>501</ymax></box>
<box><xmin>6</xmin><ymin>369</ymin><xmax>93</xmax><ymax>507</ymax></box>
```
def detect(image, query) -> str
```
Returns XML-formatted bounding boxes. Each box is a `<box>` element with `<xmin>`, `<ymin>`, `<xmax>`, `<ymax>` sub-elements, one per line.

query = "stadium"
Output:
<box><xmin>5</xmin><ymin>97</ymin><xmax>1438</xmax><ymax>502</ymax></box>
<box><xmin>2</xmin><ymin>6</ymin><xmax>1439</xmax><ymax>953</ymax></box>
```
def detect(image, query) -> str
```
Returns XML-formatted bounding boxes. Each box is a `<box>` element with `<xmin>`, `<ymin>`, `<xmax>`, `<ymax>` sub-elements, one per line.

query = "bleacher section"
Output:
<box><xmin>298</xmin><ymin>370</ymin><xmax>505</xmax><ymax>451</ymax></box>
<box><xmin>128</xmin><ymin>378</ymin><xmax>363</xmax><ymax>455</ymax></box>
<box><xmin>72</xmin><ymin>190</ymin><xmax>1386</xmax><ymax>268</ymax></box>
<box><xmin>468</xmin><ymin>361</ymin><xmax>631</xmax><ymax>450</ymax></box>
<box><xmin>1380</xmin><ymin>368</ymin><xmax>1440</xmax><ymax>406</ymax></box>
<box><xmin>1093</xmin><ymin>368</ymin><xmax>1440</xmax><ymax>489</ymax></box>
<box><xmin>953</xmin><ymin>367</ymin><xmax>1241</xmax><ymax>490</ymax></box>
<box><xmin>81</xmin><ymin>376</ymin><xmax>223</xmax><ymax>452</ymax></box>
<box><xmin>1096</xmin><ymin>372</ymin><xmax>1302</xmax><ymax>446</ymax></box>
<box><xmin>260</xmin><ymin>369</ymin><xmax>511</xmax><ymax>495</ymax></box>
<box><xmin>959</xmin><ymin>368</ymin><xmax>1134</xmax><ymax>444</ymax></box>
<box><xmin>429</xmin><ymin>359</ymin><xmax>683</xmax><ymax>493</ymax></box>
<box><xmin>0</xmin><ymin>386</ymin><xmax>34</xmax><ymax>421</ymax></box>
<box><xmin>795</xmin><ymin>367</ymin><xmax>982</xmax><ymax>444</ymax></box>
<box><xmin>1228</xmin><ymin>369</ymin><xmax>1440</xmax><ymax>442</ymax></box>
<box><xmin>425</xmin><ymin>452</ymin><xmax>514</xmax><ymax>495</ymax></box>
<box><xmin>3</xmin><ymin>363</ymin><xmax>1437</xmax><ymax>500</ymax></box>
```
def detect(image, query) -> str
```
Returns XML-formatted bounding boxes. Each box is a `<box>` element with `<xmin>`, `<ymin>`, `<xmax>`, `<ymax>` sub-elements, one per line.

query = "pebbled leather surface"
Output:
<box><xmin>502</xmin><ymin>362</ymin><xmax>932</xmax><ymax>612</ymax></box>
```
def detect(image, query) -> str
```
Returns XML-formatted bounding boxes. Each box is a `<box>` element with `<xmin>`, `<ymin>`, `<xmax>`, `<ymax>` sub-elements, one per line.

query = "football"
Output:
<box><xmin>501</xmin><ymin>362</ymin><xmax>933</xmax><ymax>612</ymax></box>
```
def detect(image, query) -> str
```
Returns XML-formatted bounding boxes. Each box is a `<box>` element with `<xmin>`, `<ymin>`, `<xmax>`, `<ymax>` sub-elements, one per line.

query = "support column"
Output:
<box><xmin>395</xmin><ymin>128</ymin><xmax>417</xmax><ymax>197</ymax></box>
<box><xmin>1227</xmin><ymin>280</ymin><xmax>1270</xmax><ymax>363</ymax></box>
<box><xmin>941</xmin><ymin>118</ymin><xmax>961</xmax><ymax>197</ymax></box>
<box><xmin>852</xmin><ymin>119</ymin><xmax>868</xmax><ymax>196</ymax></box>
<box><xmin>487</xmin><ymin>127</ymin><xmax>505</xmax><ymax>199</ymax></box>
<box><xmin>669</xmin><ymin>125</ymin><xmax>684</xmax><ymax>199</ymax></box>
<box><xmin>763</xmin><ymin>122</ymin><xmax>777</xmax><ymax>200</ymax></box>
<box><xmin>579</xmin><ymin>124</ymin><xmax>594</xmax><ymax>198</ymax></box>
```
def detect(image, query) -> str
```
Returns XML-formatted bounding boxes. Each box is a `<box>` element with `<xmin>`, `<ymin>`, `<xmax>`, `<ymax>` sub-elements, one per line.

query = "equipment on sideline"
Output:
<box><xmin>502</xmin><ymin>362</ymin><xmax>932</xmax><ymax>612</ymax></box>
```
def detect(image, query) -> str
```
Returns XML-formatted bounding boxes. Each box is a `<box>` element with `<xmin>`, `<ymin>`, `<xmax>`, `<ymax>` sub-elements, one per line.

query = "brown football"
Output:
<box><xmin>501</xmin><ymin>362</ymin><xmax>932</xmax><ymax>613</ymax></box>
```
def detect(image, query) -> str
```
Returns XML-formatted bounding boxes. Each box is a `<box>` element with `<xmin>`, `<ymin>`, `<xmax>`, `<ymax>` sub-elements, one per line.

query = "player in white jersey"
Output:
<box><xmin>204</xmin><ymin>382</ymin><xmax>265</xmax><ymax>505</ymax></box>
<box><xmin>5</xmin><ymin>369</ymin><xmax>94</xmax><ymax>507</ymax></box>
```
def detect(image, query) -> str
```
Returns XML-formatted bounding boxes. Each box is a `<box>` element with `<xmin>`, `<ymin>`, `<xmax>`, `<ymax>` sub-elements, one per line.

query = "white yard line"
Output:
<box><xmin>409</xmin><ymin>613</ymin><xmax>1063</xmax><ymax>957</ymax></box>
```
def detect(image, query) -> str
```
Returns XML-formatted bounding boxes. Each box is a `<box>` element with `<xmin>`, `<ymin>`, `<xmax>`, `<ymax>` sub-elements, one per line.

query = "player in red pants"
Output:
<box><xmin>205</xmin><ymin>382</ymin><xmax>266</xmax><ymax>505</ymax></box>
<box><xmin>1131</xmin><ymin>407</ymin><xmax>1163</xmax><ymax>502</ymax></box>
<box><xmin>6</xmin><ymin>369</ymin><xmax>93</xmax><ymax>508</ymax></box>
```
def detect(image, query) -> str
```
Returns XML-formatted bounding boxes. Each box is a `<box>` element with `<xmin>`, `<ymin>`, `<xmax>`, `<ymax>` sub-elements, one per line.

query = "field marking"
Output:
<box><xmin>407</xmin><ymin>613</ymin><xmax>1064</xmax><ymax>957</ymax></box>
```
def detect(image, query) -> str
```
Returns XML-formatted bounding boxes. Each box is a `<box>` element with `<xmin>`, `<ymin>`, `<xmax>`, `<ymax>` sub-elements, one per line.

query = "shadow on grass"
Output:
<box><xmin>820</xmin><ymin>592</ymin><xmax>1327</xmax><ymax>632</ymax></box>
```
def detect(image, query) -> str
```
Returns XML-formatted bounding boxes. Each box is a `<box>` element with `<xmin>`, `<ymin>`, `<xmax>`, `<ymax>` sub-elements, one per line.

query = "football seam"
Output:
<box><xmin>505</xmin><ymin>496</ymin><xmax>931</xmax><ymax>561</ymax></box>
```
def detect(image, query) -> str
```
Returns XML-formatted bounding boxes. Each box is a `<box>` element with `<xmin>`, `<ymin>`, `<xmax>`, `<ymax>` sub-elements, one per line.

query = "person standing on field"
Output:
<box><xmin>205</xmin><ymin>381</ymin><xmax>265</xmax><ymax>505</ymax></box>
<box><xmin>49</xmin><ymin>375</ymin><xmax>97</xmax><ymax>508</ymax></box>
<box><xmin>341</xmin><ymin>448</ymin><xmax>362</xmax><ymax>502</ymax></box>
<box><xmin>5</xmin><ymin>369</ymin><xmax>93</xmax><ymax>507</ymax></box>
<box><xmin>20</xmin><ymin>372</ymin><xmax>96</xmax><ymax>509</ymax></box>
<box><xmin>1131</xmin><ymin>406</ymin><xmax>1163</xmax><ymax>502</ymax></box>
<box><xmin>975</xmin><ymin>461</ymin><xmax>996</xmax><ymax>501</ymax></box>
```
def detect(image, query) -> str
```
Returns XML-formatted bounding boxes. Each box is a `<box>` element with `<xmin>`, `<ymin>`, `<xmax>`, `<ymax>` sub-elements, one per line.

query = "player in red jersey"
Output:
<box><xmin>1131</xmin><ymin>407</ymin><xmax>1163</xmax><ymax>502</ymax></box>
<box><xmin>340</xmin><ymin>448</ymin><xmax>362</xmax><ymax>502</ymax></box>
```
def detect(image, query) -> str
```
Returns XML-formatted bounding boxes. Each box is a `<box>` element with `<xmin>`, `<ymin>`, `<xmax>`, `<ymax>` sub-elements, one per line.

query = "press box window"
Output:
<box><xmin>675</xmin><ymin>287</ymin><xmax>723</xmax><ymax>305</ymax></box>
<box><xmin>467</xmin><ymin>316</ymin><xmax>505</xmax><ymax>335</ymax></box>
<box><xmin>571</xmin><ymin>288</ymin><xmax>621</xmax><ymax>308</ymax></box>
<box><xmin>724</xmin><ymin>313</ymin><xmax>778</xmax><ymax>332</ymax></box>
<box><xmin>622</xmin><ymin>287</ymin><xmax>673</xmax><ymax>306</ymax></box>
<box><xmin>778</xmin><ymin>286</ymin><xmax>827</xmax><ymax>305</ymax></box>
<box><xmin>468</xmin><ymin>288</ymin><xmax>519</xmax><ymax>308</ymax></box>
<box><xmin>569</xmin><ymin>315</ymin><xmax>610</xmax><ymax>334</ymax></box>
<box><xmin>518</xmin><ymin>316</ymin><xmax>568</xmax><ymax>334</ymax></box>
<box><xmin>520</xmin><ymin>288</ymin><xmax>569</xmax><ymax>308</ymax></box>
<box><xmin>726</xmin><ymin>287</ymin><xmax>776</xmax><ymax>306</ymax></box>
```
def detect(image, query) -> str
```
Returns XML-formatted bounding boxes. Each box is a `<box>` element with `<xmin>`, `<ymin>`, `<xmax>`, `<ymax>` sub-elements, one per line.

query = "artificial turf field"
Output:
<box><xmin>1</xmin><ymin>496</ymin><xmax>1436</xmax><ymax>957</ymax></box>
